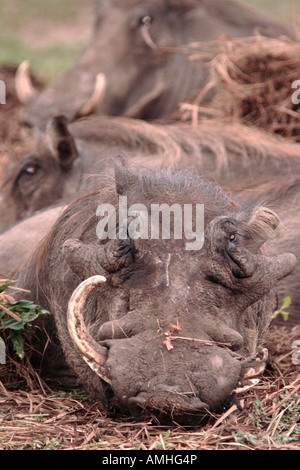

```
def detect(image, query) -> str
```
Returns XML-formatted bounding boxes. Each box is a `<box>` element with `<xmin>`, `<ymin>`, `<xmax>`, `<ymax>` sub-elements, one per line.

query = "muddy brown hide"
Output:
<box><xmin>19</xmin><ymin>0</ymin><xmax>293</xmax><ymax>129</ymax></box>
<box><xmin>16</xmin><ymin>161</ymin><xmax>296</xmax><ymax>420</ymax></box>
<box><xmin>2</xmin><ymin>114</ymin><xmax>300</xmax><ymax>233</ymax></box>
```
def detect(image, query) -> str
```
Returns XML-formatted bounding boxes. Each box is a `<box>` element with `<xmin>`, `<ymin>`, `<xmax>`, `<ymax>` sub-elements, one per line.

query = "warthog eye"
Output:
<box><xmin>21</xmin><ymin>163</ymin><xmax>40</xmax><ymax>176</ymax></box>
<box><xmin>17</xmin><ymin>163</ymin><xmax>41</xmax><ymax>185</ymax></box>
<box><xmin>24</xmin><ymin>165</ymin><xmax>38</xmax><ymax>175</ymax></box>
<box><xmin>228</xmin><ymin>232</ymin><xmax>238</xmax><ymax>251</ymax></box>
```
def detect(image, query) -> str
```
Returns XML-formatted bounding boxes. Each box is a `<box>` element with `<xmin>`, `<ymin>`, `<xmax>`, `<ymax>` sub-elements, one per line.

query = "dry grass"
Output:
<box><xmin>180</xmin><ymin>35</ymin><xmax>300</xmax><ymax>142</ymax></box>
<box><xmin>0</xmin><ymin>325</ymin><xmax>299</xmax><ymax>450</ymax></box>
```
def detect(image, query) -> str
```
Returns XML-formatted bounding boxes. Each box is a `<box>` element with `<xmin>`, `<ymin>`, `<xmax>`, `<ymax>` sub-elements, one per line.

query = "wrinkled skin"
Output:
<box><xmin>21</xmin><ymin>0</ymin><xmax>293</xmax><ymax>129</ymax></box>
<box><xmin>2</xmin><ymin>114</ymin><xmax>300</xmax><ymax>233</ymax></box>
<box><xmin>16</xmin><ymin>162</ymin><xmax>296</xmax><ymax>421</ymax></box>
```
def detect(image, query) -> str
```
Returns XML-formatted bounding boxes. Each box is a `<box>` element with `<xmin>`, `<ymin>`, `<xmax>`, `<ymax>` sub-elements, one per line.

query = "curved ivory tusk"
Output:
<box><xmin>235</xmin><ymin>348</ymin><xmax>268</xmax><ymax>394</ymax></box>
<box><xmin>15</xmin><ymin>60</ymin><xmax>38</xmax><ymax>104</ymax></box>
<box><xmin>235</xmin><ymin>378</ymin><xmax>260</xmax><ymax>394</ymax></box>
<box><xmin>67</xmin><ymin>275</ymin><xmax>111</xmax><ymax>385</ymax></box>
<box><xmin>77</xmin><ymin>73</ymin><xmax>106</xmax><ymax>117</ymax></box>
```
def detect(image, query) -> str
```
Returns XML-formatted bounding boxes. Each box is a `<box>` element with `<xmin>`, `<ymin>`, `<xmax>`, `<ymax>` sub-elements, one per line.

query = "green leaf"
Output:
<box><xmin>0</xmin><ymin>313</ymin><xmax>39</xmax><ymax>331</ymax></box>
<box><xmin>0</xmin><ymin>282</ymin><xmax>12</xmax><ymax>293</ymax></box>
<box><xmin>271</xmin><ymin>296</ymin><xmax>292</xmax><ymax>321</ymax></box>
<box><xmin>280</xmin><ymin>310</ymin><xmax>289</xmax><ymax>322</ymax></box>
<box><xmin>282</xmin><ymin>296</ymin><xmax>292</xmax><ymax>309</ymax></box>
<box><xmin>7</xmin><ymin>300</ymin><xmax>39</xmax><ymax>311</ymax></box>
<box><xmin>0</xmin><ymin>291</ymin><xmax>50</xmax><ymax>360</ymax></box>
<box><xmin>10</xmin><ymin>333</ymin><xmax>25</xmax><ymax>359</ymax></box>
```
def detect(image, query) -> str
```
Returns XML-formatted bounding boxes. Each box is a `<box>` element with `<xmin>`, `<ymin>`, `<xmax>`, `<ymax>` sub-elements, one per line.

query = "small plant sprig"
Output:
<box><xmin>0</xmin><ymin>281</ymin><xmax>49</xmax><ymax>360</ymax></box>
<box><xmin>271</xmin><ymin>296</ymin><xmax>292</xmax><ymax>321</ymax></box>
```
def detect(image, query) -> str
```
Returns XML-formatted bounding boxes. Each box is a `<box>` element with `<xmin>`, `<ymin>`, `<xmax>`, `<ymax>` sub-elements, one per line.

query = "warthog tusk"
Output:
<box><xmin>67</xmin><ymin>274</ymin><xmax>111</xmax><ymax>385</ymax></box>
<box><xmin>77</xmin><ymin>73</ymin><xmax>106</xmax><ymax>117</ymax></box>
<box><xmin>15</xmin><ymin>60</ymin><xmax>38</xmax><ymax>104</ymax></box>
<box><xmin>235</xmin><ymin>347</ymin><xmax>268</xmax><ymax>394</ymax></box>
<box><xmin>235</xmin><ymin>378</ymin><xmax>260</xmax><ymax>394</ymax></box>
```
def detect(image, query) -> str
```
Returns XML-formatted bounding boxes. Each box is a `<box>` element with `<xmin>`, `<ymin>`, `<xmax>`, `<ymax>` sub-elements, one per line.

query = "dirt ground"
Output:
<box><xmin>0</xmin><ymin>323</ymin><xmax>299</xmax><ymax>450</ymax></box>
<box><xmin>0</xmin><ymin>3</ymin><xmax>300</xmax><ymax>452</ymax></box>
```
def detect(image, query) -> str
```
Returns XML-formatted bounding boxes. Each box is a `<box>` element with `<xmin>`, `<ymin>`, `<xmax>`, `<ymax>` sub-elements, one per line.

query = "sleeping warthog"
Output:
<box><xmin>16</xmin><ymin>0</ymin><xmax>293</xmax><ymax>128</ymax></box>
<box><xmin>0</xmin><ymin>205</ymin><xmax>66</xmax><ymax>278</ymax></box>
<box><xmin>2</xmin><ymin>114</ymin><xmax>300</xmax><ymax>233</ymax></box>
<box><xmin>16</xmin><ymin>161</ymin><xmax>296</xmax><ymax>420</ymax></box>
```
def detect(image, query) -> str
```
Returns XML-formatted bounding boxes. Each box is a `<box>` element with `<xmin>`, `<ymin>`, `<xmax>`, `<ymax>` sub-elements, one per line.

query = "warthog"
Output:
<box><xmin>0</xmin><ymin>205</ymin><xmax>66</xmax><ymax>278</ymax></box>
<box><xmin>2</xmin><ymin>114</ymin><xmax>300</xmax><ymax>233</ymax></box>
<box><xmin>16</xmin><ymin>160</ymin><xmax>296</xmax><ymax>420</ymax></box>
<box><xmin>16</xmin><ymin>0</ymin><xmax>293</xmax><ymax>128</ymax></box>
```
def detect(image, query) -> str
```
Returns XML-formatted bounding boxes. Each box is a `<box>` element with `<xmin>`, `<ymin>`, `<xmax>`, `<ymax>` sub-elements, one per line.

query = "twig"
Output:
<box><xmin>169</xmin><ymin>335</ymin><xmax>231</xmax><ymax>348</ymax></box>
<box><xmin>0</xmin><ymin>303</ymin><xmax>22</xmax><ymax>322</ymax></box>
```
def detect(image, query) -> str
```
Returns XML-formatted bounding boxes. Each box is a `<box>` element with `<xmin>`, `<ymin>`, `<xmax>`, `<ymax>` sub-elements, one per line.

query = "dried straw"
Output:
<box><xmin>0</xmin><ymin>325</ymin><xmax>299</xmax><ymax>450</ymax></box>
<box><xmin>181</xmin><ymin>35</ymin><xmax>300</xmax><ymax>141</ymax></box>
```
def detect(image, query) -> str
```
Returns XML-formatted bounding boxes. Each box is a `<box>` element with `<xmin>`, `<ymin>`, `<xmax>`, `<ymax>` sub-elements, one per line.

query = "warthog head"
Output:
<box><xmin>0</xmin><ymin>116</ymin><xmax>82</xmax><ymax>232</ymax></box>
<box><xmin>19</xmin><ymin>160</ymin><xmax>296</xmax><ymax>421</ymax></box>
<box><xmin>16</xmin><ymin>0</ymin><xmax>292</xmax><ymax>129</ymax></box>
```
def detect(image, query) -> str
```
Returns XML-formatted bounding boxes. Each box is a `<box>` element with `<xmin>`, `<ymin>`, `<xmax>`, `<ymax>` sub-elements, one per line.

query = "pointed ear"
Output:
<box><xmin>46</xmin><ymin>115</ymin><xmax>78</xmax><ymax>171</ymax></box>
<box><xmin>114</xmin><ymin>154</ymin><xmax>138</xmax><ymax>196</ymax></box>
<box><xmin>237</xmin><ymin>206</ymin><xmax>281</xmax><ymax>251</ymax></box>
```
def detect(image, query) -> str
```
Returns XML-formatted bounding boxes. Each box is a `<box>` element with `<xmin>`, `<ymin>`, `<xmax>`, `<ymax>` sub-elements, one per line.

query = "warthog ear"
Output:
<box><xmin>46</xmin><ymin>115</ymin><xmax>79</xmax><ymax>171</ymax></box>
<box><xmin>207</xmin><ymin>206</ymin><xmax>280</xmax><ymax>261</ymax></box>
<box><xmin>237</xmin><ymin>206</ymin><xmax>281</xmax><ymax>251</ymax></box>
<box><xmin>114</xmin><ymin>155</ymin><xmax>139</xmax><ymax>196</ymax></box>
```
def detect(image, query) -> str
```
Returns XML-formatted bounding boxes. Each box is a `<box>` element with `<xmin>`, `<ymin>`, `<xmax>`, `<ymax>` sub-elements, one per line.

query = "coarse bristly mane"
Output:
<box><xmin>167</xmin><ymin>120</ymin><xmax>300</xmax><ymax>178</ymax></box>
<box><xmin>74</xmin><ymin>115</ymin><xmax>300</xmax><ymax>185</ymax></box>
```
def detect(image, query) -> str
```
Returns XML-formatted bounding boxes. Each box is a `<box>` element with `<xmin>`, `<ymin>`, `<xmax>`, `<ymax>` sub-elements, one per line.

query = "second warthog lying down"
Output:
<box><xmin>2</xmin><ymin>114</ymin><xmax>300</xmax><ymax>233</ymax></box>
<box><xmin>16</xmin><ymin>160</ymin><xmax>296</xmax><ymax>421</ymax></box>
<box><xmin>17</xmin><ymin>0</ymin><xmax>294</xmax><ymax>129</ymax></box>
